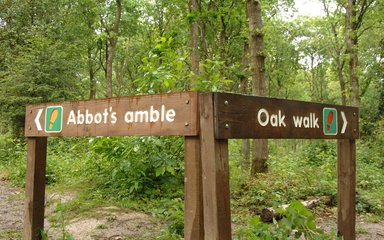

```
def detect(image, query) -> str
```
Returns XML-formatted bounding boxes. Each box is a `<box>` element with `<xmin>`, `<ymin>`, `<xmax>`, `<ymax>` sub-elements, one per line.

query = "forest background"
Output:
<box><xmin>0</xmin><ymin>0</ymin><xmax>383</xmax><ymax>239</ymax></box>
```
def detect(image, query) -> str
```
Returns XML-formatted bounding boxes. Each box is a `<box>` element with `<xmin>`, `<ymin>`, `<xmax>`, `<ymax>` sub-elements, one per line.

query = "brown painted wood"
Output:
<box><xmin>25</xmin><ymin>92</ymin><xmax>198</xmax><ymax>137</ymax></box>
<box><xmin>199</xmin><ymin>93</ymin><xmax>231</xmax><ymax>240</ymax></box>
<box><xmin>337</xmin><ymin>139</ymin><xmax>356</xmax><ymax>240</ymax></box>
<box><xmin>184</xmin><ymin>136</ymin><xmax>204</xmax><ymax>240</ymax></box>
<box><xmin>214</xmin><ymin>93</ymin><xmax>359</xmax><ymax>139</ymax></box>
<box><xmin>24</xmin><ymin>137</ymin><xmax>47</xmax><ymax>240</ymax></box>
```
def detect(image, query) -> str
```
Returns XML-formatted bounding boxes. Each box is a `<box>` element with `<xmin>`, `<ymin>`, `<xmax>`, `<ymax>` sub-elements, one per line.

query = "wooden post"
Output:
<box><xmin>337</xmin><ymin>139</ymin><xmax>356</xmax><ymax>240</ymax></box>
<box><xmin>199</xmin><ymin>93</ymin><xmax>231</xmax><ymax>240</ymax></box>
<box><xmin>24</xmin><ymin>137</ymin><xmax>47</xmax><ymax>240</ymax></box>
<box><xmin>184</xmin><ymin>136</ymin><xmax>204</xmax><ymax>240</ymax></box>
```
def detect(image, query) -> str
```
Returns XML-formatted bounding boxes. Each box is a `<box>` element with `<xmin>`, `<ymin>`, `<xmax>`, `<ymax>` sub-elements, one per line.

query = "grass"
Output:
<box><xmin>0</xmin><ymin>230</ymin><xmax>22</xmax><ymax>239</ymax></box>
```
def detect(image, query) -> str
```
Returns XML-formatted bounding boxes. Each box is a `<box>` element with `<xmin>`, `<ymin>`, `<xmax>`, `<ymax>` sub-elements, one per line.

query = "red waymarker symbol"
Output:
<box><xmin>327</xmin><ymin>111</ymin><xmax>334</xmax><ymax>131</ymax></box>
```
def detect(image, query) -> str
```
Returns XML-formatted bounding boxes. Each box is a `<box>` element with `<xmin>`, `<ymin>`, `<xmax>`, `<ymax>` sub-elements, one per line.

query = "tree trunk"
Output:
<box><xmin>247</xmin><ymin>0</ymin><xmax>268</xmax><ymax>175</ymax></box>
<box><xmin>337</xmin><ymin>53</ymin><xmax>347</xmax><ymax>105</ymax></box>
<box><xmin>321</xmin><ymin>0</ymin><xmax>347</xmax><ymax>106</ymax></box>
<box><xmin>345</xmin><ymin>0</ymin><xmax>359</xmax><ymax>107</ymax></box>
<box><xmin>189</xmin><ymin>0</ymin><xmax>199</xmax><ymax>89</ymax></box>
<box><xmin>88</xmin><ymin>47</ymin><xmax>96</xmax><ymax>99</ymax></box>
<box><xmin>240</xmin><ymin>43</ymin><xmax>250</xmax><ymax>169</ymax></box>
<box><xmin>106</xmin><ymin>0</ymin><xmax>122</xmax><ymax>98</ymax></box>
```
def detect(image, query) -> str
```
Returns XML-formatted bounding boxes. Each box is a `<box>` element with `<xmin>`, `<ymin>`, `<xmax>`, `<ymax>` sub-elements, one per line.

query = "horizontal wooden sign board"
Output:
<box><xmin>214</xmin><ymin>93</ymin><xmax>359</xmax><ymax>139</ymax></box>
<box><xmin>25</xmin><ymin>92</ymin><xmax>199</xmax><ymax>137</ymax></box>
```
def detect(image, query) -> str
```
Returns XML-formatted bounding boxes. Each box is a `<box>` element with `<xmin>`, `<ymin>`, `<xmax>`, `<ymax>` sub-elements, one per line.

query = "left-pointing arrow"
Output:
<box><xmin>35</xmin><ymin>109</ymin><xmax>43</xmax><ymax>131</ymax></box>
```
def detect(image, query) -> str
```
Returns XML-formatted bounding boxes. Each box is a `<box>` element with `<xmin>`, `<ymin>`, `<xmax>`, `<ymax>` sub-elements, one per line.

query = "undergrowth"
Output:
<box><xmin>0</xmin><ymin>119</ymin><xmax>383</xmax><ymax>239</ymax></box>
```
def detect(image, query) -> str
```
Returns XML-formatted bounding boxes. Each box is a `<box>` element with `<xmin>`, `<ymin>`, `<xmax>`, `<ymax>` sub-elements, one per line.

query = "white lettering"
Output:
<box><xmin>257</xmin><ymin>109</ymin><xmax>286</xmax><ymax>127</ymax></box>
<box><xmin>125</xmin><ymin>112</ymin><xmax>134</xmax><ymax>123</ymax></box>
<box><xmin>292</xmin><ymin>113</ymin><xmax>319</xmax><ymax>129</ymax></box>
<box><xmin>67</xmin><ymin>110</ymin><xmax>76</xmax><ymax>125</ymax></box>
<box><xmin>293</xmin><ymin>115</ymin><xmax>303</xmax><ymax>127</ymax></box>
<box><xmin>312</xmin><ymin>113</ymin><xmax>319</xmax><ymax>128</ymax></box>
<box><xmin>303</xmin><ymin>116</ymin><xmax>310</xmax><ymax>128</ymax></box>
<box><xmin>161</xmin><ymin>105</ymin><xmax>165</xmax><ymax>122</ymax></box>
<box><xmin>94</xmin><ymin>113</ymin><xmax>102</xmax><ymax>124</ymax></box>
<box><xmin>135</xmin><ymin>111</ymin><xmax>149</xmax><ymax>123</ymax></box>
<box><xmin>166</xmin><ymin>109</ymin><xmax>176</xmax><ymax>122</ymax></box>
<box><xmin>85</xmin><ymin>110</ymin><xmax>93</xmax><ymax>124</ymax></box>
<box><xmin>270</xmin><ymin>114</ymin><xmax>278</xmax><ymax>127</ymax></box>
<box><xmin>150</xmin><ymin>106</ymin><xmax>160</xmax><ymax>122</ymax></box>
<box><xmin>278</xmin><ymin>111</ymin><xmax>286</xmax><ymax>127</ymax></box>
<box><xmin>103</xmin><ymin>108</ymin><xmax>109</xmax><ymax>124</ymax></box>
<box><xmin>77</xmin><ymin>110</ymin><xmax>85</xmax><ymax>124</ymax></box>
<box><xmin>111</xmin><ymin>112</ymin><xmax>117</xmax><ymax>124</ymax></box>
<box><xmin>257</xmin><ymin>108</ymin><xmax>269</xmax><ymax>127</ymax></box>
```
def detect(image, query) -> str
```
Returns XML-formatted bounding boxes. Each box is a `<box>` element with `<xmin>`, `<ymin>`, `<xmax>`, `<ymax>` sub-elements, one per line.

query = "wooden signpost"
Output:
<box><xmin>24</xmin><ymin>92</ymin><xmax>359</xmax><ymax>240</ymax></box>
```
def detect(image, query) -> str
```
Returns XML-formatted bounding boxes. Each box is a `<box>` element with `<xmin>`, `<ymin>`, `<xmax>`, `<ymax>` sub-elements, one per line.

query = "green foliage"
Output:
<box><xmin>88</xmin><ymin>136</ymin><xmax>184</xmax><ymax>199</ymax></box>
<box><xmin>153</xmin><ymin>198</ymin><xmax>184</xmax><ymax>238</ymax></box>
<box><xmin>355</xmin><ymin>118</ymin><xmax>384</xmax><ymax>215</ymax></box>
<box><xmin>237</xmin><ymin>201</ymin><xmax>337</xmax><ymax>240</ymax></box>
<box><xmin>231</xmin><ymin>140</ymin><xmax>337</xmax><ymax>214</ymax></box>
<box><xmin>0</xmin><ymin>0</ymin><xmax>84</xmax><ymax>135</ymax></box>
<box><xmin>0</xmin><ymin>134</ymin><xmax>27</xmax><ymax>185</ymax></box>
<box><xmin>41</xmin><ymin>229</ymin><xmax>75</xmax><ymax>240</ymax></box>
<box><xmin>193</xmin><ymin>58</ymin><xmax>233</xmax><ymax>92</ymax></box>
<box><xmin>136</xmin><ymin>36</ymin><xmax>188</xmax><ymax>93</ymax></box>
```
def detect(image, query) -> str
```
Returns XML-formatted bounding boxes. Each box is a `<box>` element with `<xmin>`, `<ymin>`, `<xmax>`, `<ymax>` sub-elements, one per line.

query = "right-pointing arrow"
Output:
<box><xmin>341</xmin><ymin>111</ymin><xmax>347</xmax><ymax>134</ymax></box>
<box><xmin>34</xmin><ymin>109</ymin><xmax>43</xmax><ymax>131</ymax></box>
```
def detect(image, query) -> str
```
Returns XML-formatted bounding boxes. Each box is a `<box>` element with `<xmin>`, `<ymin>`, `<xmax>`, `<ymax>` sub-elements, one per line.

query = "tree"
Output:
<box><xmin>247</xmin><ymin>0</ymin><xmax>268</xmax><ymax>174</ymax></box>
<box><xmin>345</xmin><ymin>0</ymin><xmax>376</xmax><ymax>107</ymax></box>
<box><xmin>105</xmin><ymin>0</ymin><xmax>122</xmax><ymax>98</ymax></box>
<box><xmin>189</xmin><ymin>0</ymin><xmax>199</xmax><ymax>89</ymax></box>
<box><xmin>0</xmin><ymin>0</ymin><xmax>81</xmax><ymax>135</ymax></box>
<box><xmin>321</xmin><ymin>0</ymin><xmax>347</xmax><ymax>105</ymax></box>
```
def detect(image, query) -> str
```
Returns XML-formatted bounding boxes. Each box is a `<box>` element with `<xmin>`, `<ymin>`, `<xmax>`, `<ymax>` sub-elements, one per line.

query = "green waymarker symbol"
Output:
<box><xmin>45</xmin><ymin>106</ymin><xmax>63</xmax><ymax>133</ymax></box>
<box><xmin>323</xmin><ymin>108</ymin><xmax>337</xmax><ymax>135</ymax></box>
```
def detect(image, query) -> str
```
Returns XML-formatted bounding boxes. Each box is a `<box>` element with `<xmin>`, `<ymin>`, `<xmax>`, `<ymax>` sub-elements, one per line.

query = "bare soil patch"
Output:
<box><xmin>315</xmin><ymin>208</ymin><xmax>384</xmax><ymax>240</ymax></box>
<box><xmin>0</xmin><ymin>178</ymin><xmax>160</xmax><ymax>240</ymax></box>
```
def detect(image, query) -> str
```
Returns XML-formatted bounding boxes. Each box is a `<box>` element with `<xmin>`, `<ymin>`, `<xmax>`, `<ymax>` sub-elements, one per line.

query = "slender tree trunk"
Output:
<box><xmin>240</xmin><ymin>43</ymin><xmax>250</xmax><ymax>169</ymax></box>
<box><xmin>220</xmin><ymin>15</ymin><xmax>227</xmax><ymax>63</ymax></box>
<box><xmin>88</xmin><ymin>47</ymin><xmax>96</xmax><ymax>99</ymax></box>
<box><xmin>190</xmin><ymin>0</ymin><xmax>199</xmax><ymax>89</ymax></box>
<box><xmin>345</xmin><ymin>0</ymin><xmax>359</xmax><ymax>107</ymax></box>
<box><xmin>199</xmin><ymin>0</ymin><xmax>208</xmax><ymax>61</ymax></box>
<box><xmin>247</xmin><ymin>0</ymin><xmax>268</xmax><ymax>174</ymax></box>
<box><xmin>336</xmin><ymin>53</ymin><xmax>347</xmax><ymax>105</ymax></box>
<box><xmin>106</xmin><ymin>0</ymin><xmax>122</xmax><ymax>98</ymax></box>
<box><xmin>321</xmin><ymin>0</ymin><xmax>347</xmax><ymax>105</ymax></box>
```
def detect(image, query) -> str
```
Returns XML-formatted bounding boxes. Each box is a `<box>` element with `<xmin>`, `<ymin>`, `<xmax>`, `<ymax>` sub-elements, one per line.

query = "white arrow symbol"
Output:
<box><xmin>34</xmin><ymin>109</ymin><xmax>43</xmax><ymax>131</ymax></box>
<box><xmin>341</xmin><ymin>111</ymin><xmax>347</xmax><ymax>134</ymax></box>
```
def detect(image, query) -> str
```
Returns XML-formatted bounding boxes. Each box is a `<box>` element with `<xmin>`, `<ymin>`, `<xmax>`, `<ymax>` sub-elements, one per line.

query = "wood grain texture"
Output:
<box><xmin>199</xmin><ymin>93</ymin><xmax>231</xmax><ymax>240</ymax></box>
<box><xmin>184</xmin><ymin>136</ymin><xmax>204</xmax><ymax>240</ymax></box>
<box><xmin>337</xmin><ymin>139</ymin><xmax>356</xmax><ymax>240</ymax></box>
<box><xmin>24</xmin><ymin>137</ymin><xmax>47</xmax><ymax>240</ymax></box>
<box><xmin>25</xmin><ymin>92</ymin><xmax>198</xmax><ymax>137</ymax></box>
<box><xmin>214</xmin><ymin>93</ymin><xmax>359</xmax><ymax>139</ymax></box>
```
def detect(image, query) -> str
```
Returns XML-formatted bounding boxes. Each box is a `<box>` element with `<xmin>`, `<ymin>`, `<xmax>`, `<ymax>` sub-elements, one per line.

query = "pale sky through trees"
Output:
<box><xmin>295</xmin><ymin>0</ymin><xmax>326</xmax><ymax>17</ymax></box>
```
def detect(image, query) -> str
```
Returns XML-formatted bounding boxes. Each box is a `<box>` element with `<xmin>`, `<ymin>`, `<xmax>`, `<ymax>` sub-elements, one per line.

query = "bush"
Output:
<box><xmin>0</xmin><ymin>134</ymin><xmax>27</xmax><ymax>185</ymax></box>
<box><xmin>88</xmin><ymin>136</ymin><xmax>185</xmax><ymax>199</ymax></box>
<box><xmin>237</xmin><ymin>201</ymin><xmax>337</xmax><ymax>240</ymax></box>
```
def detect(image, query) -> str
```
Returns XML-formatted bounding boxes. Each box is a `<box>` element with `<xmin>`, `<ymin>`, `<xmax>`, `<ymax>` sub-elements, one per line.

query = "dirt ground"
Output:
<box><xmin>0</xmin><ymin>178</ymin><xmax>161</xmax><ymax>240</ymax></box>
<box><xmin>1</xmin><ymin>178</ymin><xmax>384</xmax><ymax>239</ymax></box>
